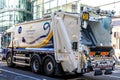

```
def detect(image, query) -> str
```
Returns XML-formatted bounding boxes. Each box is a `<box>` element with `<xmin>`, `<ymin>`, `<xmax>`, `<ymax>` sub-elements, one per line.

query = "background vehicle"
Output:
<box><xmin>2</xmin><ymin>7</ymin><xmax>114</xmax><ymax>76</ymax></box>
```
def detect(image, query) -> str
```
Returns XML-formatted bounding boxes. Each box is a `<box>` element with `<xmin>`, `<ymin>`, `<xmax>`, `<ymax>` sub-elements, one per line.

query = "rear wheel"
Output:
<box><xmin>31</xmin><ymin>54</ymin><xmax>41</xmax><ymax>74</ymax></box>
<box><xmin>6</xmin><ymin>53</ymin><xmax>15</xmax><ymax>67</ymax></box>
<box><xmin>43</xmin><ymin>57</ymin><xmax>55</xmax><ymax>76</ymax></box>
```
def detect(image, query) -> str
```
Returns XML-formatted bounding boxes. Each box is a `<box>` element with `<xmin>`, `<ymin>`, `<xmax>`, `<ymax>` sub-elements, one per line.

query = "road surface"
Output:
<box><xmin>1</xmin><ymin>61</ymin><xmax>120</xmax><ymax>80</ymax></box>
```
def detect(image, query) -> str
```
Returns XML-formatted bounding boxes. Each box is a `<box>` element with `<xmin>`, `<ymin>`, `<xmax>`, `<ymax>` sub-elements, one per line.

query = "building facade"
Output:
<box><xmin>0</xmin><ymin>0</ymin><xmax>33</xmax><ymax>33</ymax></box>
<box><xmin>112</xmin><ymin>17</ymin><xmax>120</xmax><ymax>62</ymax></box>
<box><xmin>32</xmin><ymin>0</ymin><xmax>80</xmax><ymax>19</ymax></box>
<box><xmin>99</xmin><ymin>1</ymin><xmax>120</xmax><ymax>16</ymax></box>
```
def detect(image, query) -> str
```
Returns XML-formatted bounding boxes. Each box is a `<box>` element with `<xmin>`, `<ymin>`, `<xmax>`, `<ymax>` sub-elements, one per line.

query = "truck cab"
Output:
<box><xmin>1</xmin><ymin>32</ymin><xmax>11</xmax><ymax>60</ymax></box>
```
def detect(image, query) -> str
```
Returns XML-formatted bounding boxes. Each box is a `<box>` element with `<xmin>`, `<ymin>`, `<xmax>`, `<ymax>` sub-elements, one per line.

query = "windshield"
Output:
<box><xmin>1</xmin><ymin>33</ymin><xmax>11</xmax><ymax>48</ymax></box>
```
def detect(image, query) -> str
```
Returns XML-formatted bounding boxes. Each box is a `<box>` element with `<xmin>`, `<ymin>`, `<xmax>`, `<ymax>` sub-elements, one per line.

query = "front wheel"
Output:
<box><xmin>43</xmin><ymin>57</ymin><xmax>55</xmax><ymax>76</ymax></box>
<box><xmin>6</xmin><ymin>53</ymin><xmax>15</xmax><ymax>67</ymax></box>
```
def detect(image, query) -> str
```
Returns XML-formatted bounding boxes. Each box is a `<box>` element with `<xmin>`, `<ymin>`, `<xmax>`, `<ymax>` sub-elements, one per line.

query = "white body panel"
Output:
<box><xmin>9</xmin><ymin>19</ymin><xmax>53</xmax><ymax>48</ymax></box>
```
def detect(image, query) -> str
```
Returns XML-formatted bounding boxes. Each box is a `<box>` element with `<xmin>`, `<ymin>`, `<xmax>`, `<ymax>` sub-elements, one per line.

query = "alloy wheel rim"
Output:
<box><xmin>47</xmin><ymin>61</ymin><xmax>53</xmax><ymax>72</ymax></box>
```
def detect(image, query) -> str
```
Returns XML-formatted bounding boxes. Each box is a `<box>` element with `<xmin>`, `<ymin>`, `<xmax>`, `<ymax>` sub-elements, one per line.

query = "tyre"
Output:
<box><xmin>43</xmin><ymin>57</ymin><xmax>55</xmax><ymax>76</ymax></box>
<box><xmin>31</xmin><ymin>54</ymin><xmax>41</xmax><ymax>74</ymax></box>
<box><xmin>6</xmin><ymin>53</ymin><xmax>15</xmax><ymax>67</ymax></box>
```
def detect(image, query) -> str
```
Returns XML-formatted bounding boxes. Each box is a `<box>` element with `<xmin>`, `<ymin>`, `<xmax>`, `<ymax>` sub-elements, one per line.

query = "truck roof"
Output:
<box><xmin>15</xmin><ymin>18</ymin><xmax>51</xmax><ymax>26</ymax></box>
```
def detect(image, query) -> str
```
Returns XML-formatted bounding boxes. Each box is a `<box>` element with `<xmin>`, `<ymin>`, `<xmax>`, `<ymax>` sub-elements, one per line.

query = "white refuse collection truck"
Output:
<box><xmin>2</xmin><ymin>7</ymin><xmax>114</xmax><ymax>76</ymax></box>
